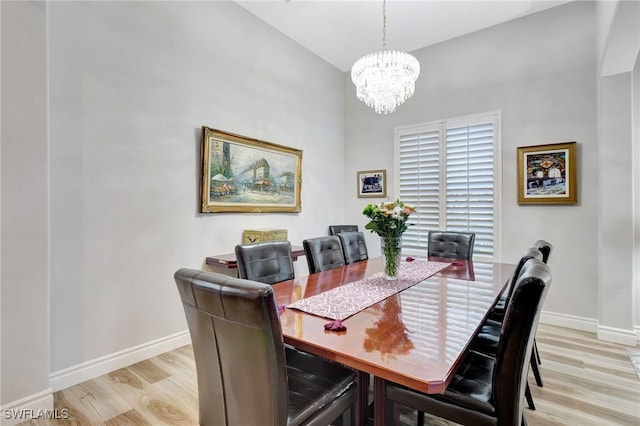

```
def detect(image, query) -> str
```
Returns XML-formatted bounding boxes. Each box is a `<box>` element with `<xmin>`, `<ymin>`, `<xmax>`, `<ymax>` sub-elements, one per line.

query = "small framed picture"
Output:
<box><xmin>357</xmin><ymin>169</ymin><xmax>386</xmax><ymax>198</ymax></box>
<box><xmin>517</xmin><ymin>141</ymin><xmax>577</xmax><ymax>204</ymax></box>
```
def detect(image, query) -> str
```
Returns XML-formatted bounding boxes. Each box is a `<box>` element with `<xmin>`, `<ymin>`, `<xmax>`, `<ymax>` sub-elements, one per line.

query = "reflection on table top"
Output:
<box><xmin>272</xmin><ymin>257</ymin><xmax>514</xmax><ymax>394</ymax></box>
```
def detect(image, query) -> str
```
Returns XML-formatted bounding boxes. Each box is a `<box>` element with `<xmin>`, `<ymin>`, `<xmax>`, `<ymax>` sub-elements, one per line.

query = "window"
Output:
<box><xmin>395</xmin><ymin>113</ymin><xmax>501</xmax><ymax>260</ymax></box>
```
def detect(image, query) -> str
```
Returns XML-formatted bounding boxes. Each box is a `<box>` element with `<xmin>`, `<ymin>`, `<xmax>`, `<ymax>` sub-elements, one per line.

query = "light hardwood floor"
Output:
<box><xmin>18</xmin><ymin>324</ymin><xmax>640</xmax><ymax>425</ymax></box>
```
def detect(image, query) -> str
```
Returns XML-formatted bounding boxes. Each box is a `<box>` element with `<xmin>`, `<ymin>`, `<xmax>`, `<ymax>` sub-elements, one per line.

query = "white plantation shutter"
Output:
<box><xmin>397</xmin><ymin>113</ymin><xmax>500</xmax><ymax>260</ymax></box>
<box><xmin>398</xmin><ymin>127</ymin><xmax>441</xmax><ymax>251</ymax></box>
<box><xmin>445</xmin><ymin>121</ymin><xmax>495</xmax><ymax>258</ymax></box>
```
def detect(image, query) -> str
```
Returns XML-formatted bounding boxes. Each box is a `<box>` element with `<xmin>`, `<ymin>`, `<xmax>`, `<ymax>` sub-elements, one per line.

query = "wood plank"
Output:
<box><xmin>19</xmin><ymin>324</ymin><xmax>639</xmax><ymax>426</ymax></box>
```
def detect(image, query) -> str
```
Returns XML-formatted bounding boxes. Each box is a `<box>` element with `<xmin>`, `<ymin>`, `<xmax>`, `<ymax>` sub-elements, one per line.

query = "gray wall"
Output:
<box><xmin>1</xmin><ymin>0</ymin><xmax>345</xmax><ymax>411</ymax></box>
<box><xmin>596</xmin><ymin>0</ymin><xmax>640</xmax><ymax>340</ymax></box>
<box><xmin>1</xmin><ymin>0</ymin><xmax>638</xmax><ymax>416</ymax></box>
<box><xmin>345</xmin><ymin>1</ymin><xmax>603</xmax><ymax>327</ymax></box>
<box><xmin>47</xmin><ymin>0</ymin><xmax>344</xmax><ymax>372</ymax></box>
<box><xmin>1</xmin><ymin>1</ymin><xmax>51</xmax><ymax>409</ymax></box>
<box><xmin>599</xmin><ymin>71</ymin><xmax>635</xmax><ymax>335</ymax></box>
<box><xmin>634</xmin><ymin>53</ymin><xmax>640</xmax><ymax>329</ymax></box>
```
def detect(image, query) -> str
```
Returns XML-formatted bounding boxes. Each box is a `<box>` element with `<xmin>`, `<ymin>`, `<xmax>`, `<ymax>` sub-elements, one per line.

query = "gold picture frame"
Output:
<box><xmin>357</xmin><ymin>169</ymin><xmax>387</xmax><ymax>198</ymax></box>
<box><xmin>517</xmin><ymin>141</ymin><xmax>577</xmax><ymax>205</ymax></box>
<box><xmin>200</xmin><ymin>127</ymin><xmax>302</xmax><ymax>213</ymax></box>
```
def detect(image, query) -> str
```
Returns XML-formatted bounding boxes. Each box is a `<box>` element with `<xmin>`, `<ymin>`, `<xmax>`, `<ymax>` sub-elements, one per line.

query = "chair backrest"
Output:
<box><xmin>303</xmin><ymin>236</ymin><xmax>345</xmax><ymax>274</ymax></box>
<box><xmin>338</xmin><ymin>231</ymin><xmax>369</xmax><ymax>264</ymax></box>
<box><xmin>533</xmin><ymin>239</ymin><xmax>553</xmax><ymax>264</ymax></box>
<box><xmin>329</xmin><ymin>225</ymin><xmax>359</xmax><ymax>236</ymax></box>
<box><xmin>174</xmin><ymin>269</ymin><xmax>289</xmax><ymax>425</ymax></box>
<box><xmin>235</xmin><ymin>240</ymin><xmax>294</xmax><ymax>285</ymax></box>
<box><xmin>427</xmin><ymin>231</ymin><xmax>475</xmax><ymax>259</ymax></box>
<box><xmin>501</xmin><ymin>247</ymin><xmax>543</xmax><ymax>307</ymax></box>
<box><xmin>493</xmin><ymin>258</ymin><xmax>551</xmax><ymax>425</ymax></box>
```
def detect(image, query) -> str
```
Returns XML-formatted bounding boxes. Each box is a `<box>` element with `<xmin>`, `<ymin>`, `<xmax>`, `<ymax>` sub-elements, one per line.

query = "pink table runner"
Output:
<box><xmin>287</xmin><ymin>260</ymin><xmax>451</xmax><ymax>321</ymax></box>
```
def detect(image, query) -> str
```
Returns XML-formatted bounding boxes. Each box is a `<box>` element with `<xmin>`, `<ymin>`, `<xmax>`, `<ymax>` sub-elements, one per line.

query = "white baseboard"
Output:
<box><xmin>539</xmin><ymin>310</ymin><xmax>598</xmax><ymax>332</ymax></box>
<box><xmin>597</xmin><ymin>325</ymin><xmax>638</xmax><ymax>346</ymax></box>
<box><xmin>49</xmin><ymin>330</ymin><xmax>191</xmax><ymax>392</ymax></box>
<box><xmin>0</xmin><ymin>388</ymin><xmax>53</xmax><ymax>426</ymax></box>
<box><xmin>540</xmin><ymin>310</ymin><xmax>639</xmax><ymax>345</ymax></box>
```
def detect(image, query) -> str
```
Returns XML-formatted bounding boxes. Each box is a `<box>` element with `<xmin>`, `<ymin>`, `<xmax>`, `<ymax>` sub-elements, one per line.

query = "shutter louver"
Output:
<box><xmin>399</xmin><ymin>128</ymin><xmax>440</xmax><ymax>255</ymax></box>
<box><xmin>446</xmin><ymin>123</ymin><xmax>494</xmax><ymax>258</ymax></box>
<box><xmin>397</xmin><ymin>114</ymin><xmax>498</xmax><ymax>260</ymax></box>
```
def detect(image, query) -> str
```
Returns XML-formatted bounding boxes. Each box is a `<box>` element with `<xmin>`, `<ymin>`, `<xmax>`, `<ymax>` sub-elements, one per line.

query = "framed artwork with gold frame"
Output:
<box><xmin>200</xmin><ymin>127</ymin><xmax>302</xmax><ymax>213</ymax></box>
<box><xmin>517</xmin><ymin>141</ymin><xmax>577</xmax><ymax>205</ymax></box>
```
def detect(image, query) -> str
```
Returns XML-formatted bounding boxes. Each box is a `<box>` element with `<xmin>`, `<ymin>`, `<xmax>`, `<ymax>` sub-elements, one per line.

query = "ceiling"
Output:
<box><xmin>236</xmin><ymin>0</ymin><xmax>573</xmax><ymax>72</ymax></box>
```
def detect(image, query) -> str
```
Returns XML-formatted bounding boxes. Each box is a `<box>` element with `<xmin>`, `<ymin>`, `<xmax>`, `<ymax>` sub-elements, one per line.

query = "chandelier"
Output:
<box><xmin>351</xmin><ymin>0</ymin><xmax>420</xmax><ymax>114</ymax></box>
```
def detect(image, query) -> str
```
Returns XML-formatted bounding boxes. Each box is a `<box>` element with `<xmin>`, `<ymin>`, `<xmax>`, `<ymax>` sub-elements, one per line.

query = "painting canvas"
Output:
<box><xmin>357</xmin><ymin>169</ymin><xmax>386</xmax><ymax>198</ymax></box>
<box><xmin>200</xmin><ymin>127</ymin><xmax>302</xmax><ymax>213</ymax></box>
<box><xmin>517</xmin><ymin>141</ymin><xmax>577</xmax><ymax>204</ymax></box>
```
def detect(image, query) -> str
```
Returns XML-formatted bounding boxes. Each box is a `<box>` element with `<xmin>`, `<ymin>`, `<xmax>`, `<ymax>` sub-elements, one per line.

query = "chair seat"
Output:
<box><xmin>286</xmin><ymin>347</ymin><xmax>357</xmax><ymax>425</ymax></box>
<box><xmin>474</xmin><ymin>312</ymin><xmax>544</xmax><ymax>390</ymax></box>
<box><xmin>386</xmin><ymin>351</ymin><xmax>497</xmax><ymax>426</ymax></box>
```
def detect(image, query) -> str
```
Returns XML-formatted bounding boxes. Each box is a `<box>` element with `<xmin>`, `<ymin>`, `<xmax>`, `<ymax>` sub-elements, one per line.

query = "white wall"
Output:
<box><xmin>596</xmin><ymin>0</ymin><xmax>639</xmax><ymax>343</ymax></box>
<box><xmin>3</xmin><ymin>0</ymin><xmax>346</xmax><ymax>409</ymax></box>
<box><xmin>634</xmin><ymin>53</ymin><xmax>640</xmax><ymax>334</ymax></box>
<box><xmin>1</xmin><ymin>0</ymin><xmax>52</xmax><ymax>413</ymax></box>
<box><xmin>345</xmin><ymin>1</ymin><xmax>601</xmax><ymax>324</ymax></box>
<box><xmin>599</xmin><ymin>72</ymin><xmax>635</xmax><ymax>340</ymax></box>
<box><xmin>47</xmin><ymin>0</ymin><xmax>344</xmax><ymax>374</ymax></box>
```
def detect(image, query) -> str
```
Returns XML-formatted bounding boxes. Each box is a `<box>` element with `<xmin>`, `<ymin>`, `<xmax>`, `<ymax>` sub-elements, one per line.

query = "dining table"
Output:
<box><xmin>272</xmin><ymin>256</ymin><xmax>515</xmax><ymax>426</ymax></box>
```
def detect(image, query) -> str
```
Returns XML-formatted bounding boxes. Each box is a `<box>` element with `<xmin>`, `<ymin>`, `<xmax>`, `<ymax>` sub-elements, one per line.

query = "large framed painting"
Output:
<box><xmin>357</xmin><ymin>169</ymin><xmax>387</xmax><ymax>198</ymax></box>
<box><xmin>517</xmin><ymin>141</ymin><xmax>577</xmax><ymax>205</ymax></box>
<box><xmin>200</xmin><ymin>127</ymin><xmax>302</xmax><ymax>213</ymax></box>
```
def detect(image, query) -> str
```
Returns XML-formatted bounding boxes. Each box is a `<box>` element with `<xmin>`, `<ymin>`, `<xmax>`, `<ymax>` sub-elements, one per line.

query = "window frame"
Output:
<box><xmin>394</xmin><ymin>111</ymin><xmax>502</xmax><ymax>262</ymax></box>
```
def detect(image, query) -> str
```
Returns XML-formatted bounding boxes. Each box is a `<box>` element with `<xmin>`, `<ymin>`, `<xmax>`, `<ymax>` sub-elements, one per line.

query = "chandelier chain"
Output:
<box><xmin>382</xmin><ymin>0</ymin><xmax>386</xmax><ymax>50</ymax></box>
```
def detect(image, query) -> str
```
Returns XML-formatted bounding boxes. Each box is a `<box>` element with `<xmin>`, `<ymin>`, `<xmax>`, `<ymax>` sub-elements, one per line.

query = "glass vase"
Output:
<box><xmin>381</xmin><ymin>236</ymin><xmax>402</xmax><ymax>280</ymax></box>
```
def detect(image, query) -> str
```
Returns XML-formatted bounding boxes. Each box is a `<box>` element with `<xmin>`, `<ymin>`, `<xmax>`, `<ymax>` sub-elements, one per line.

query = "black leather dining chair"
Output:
<box><xmin>480</xmin><ymin>242</ymin><xmax>552</xmax><ymax>395</ymax></box>
<box><xmin>329</xmin><ymin>225</ymin><xmax>359</xmax><ymax>236</ymax></box>
<box><xmin>303</xmin><ymin>236</ymin><xmax>345</xmax><ymax>274</ymax></box>
<box><xmin>174</xmin><ymin>269</ymin><xmax>357</xmax><ymax>425</ymax></box>
<box><xmin>338</xmin><ymin>231</ymin><xmax>369</xmax><ymax>264</ymax></box>
<box><xmin>235</xmin><ymin>240</ymin><xmax>294</xmax><ymax>285</ymax></box>
<box><xmin>533</xmin><ymin>239</ymin><xmax>553</xmax><ymax>264</ymax></box>
<box><xmin>469</xmin><ymin>247</ymin><xmax>543</xmax><ymax>411</ymax></box>
<box><xmin>414</xmin><ymin>249</ymin><xmax>540</xmax><ymax>425</ymax></box>
<box><xmin>529</xmin><ymin>240</ymin><xmax>553</xmax><ymax>384</ymax></box>
<box><xmin>485</xmin><ymin>247</ymin><xmax>544</xmax><ymax>323</ymax></box>
<box><xmin>383</xmin><ymin>258</ymin><xmax>552</xmax><ymax>426</ymax></box>
<box><xmin>427</xmin><ymin>231</ymin><xmax>475</xmax><ymax>259</ymax></box>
